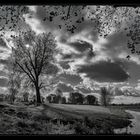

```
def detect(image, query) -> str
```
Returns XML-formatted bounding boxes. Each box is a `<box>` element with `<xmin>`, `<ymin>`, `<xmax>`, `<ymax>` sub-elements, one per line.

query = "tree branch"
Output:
<box><xmin>67</xmin><ymin>6</ymin><xmax>71</xmax><ymax>19</ymax></box>
<box><xmin>38</xmin><ymin>44</ymin><xmax>46</xmax><ymax>75</ymax></box>
<box><xmin>24</xmin><ymin>62</ymin><xmax>36</xmax><ymax>82</ymax></box>
<box><xmin>15</xmin><ymin>61</ymin><xmax>35</xmax><ymax>83</ymax></box>
<box><xmin>27</xmin><ymin>49</ymin><xmax>37</xmax><ymax>78</ymax></box>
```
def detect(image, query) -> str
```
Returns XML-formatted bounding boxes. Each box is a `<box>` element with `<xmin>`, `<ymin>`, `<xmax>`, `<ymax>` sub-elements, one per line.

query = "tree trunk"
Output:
<box><xmin>35</xmin><ymin>85</ymin><xmax>41</xmax><ymax>104</ymax></box>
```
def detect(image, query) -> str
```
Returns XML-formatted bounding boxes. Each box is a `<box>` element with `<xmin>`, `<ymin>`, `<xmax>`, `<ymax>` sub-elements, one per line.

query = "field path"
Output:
<box><xmin>115</xmin><ymin>110</ymin><xmax>140</xmax><ymax>134</ymax></box>
<box><xmin>125</xmin><ymin>110</ymin><xmax>140</xmax><ymax>134</ymax></box>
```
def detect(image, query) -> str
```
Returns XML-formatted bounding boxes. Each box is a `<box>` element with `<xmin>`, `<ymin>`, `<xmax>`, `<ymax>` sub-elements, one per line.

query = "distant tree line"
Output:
<box><xmin>46</xmin><ymin>91</ymin><xmax>98</xmax><ymax>105</ymax></box>
<box><xmin>0</xmin><ymin>86</ymin><xmax>115</xmax><ymax>107</ymax></box>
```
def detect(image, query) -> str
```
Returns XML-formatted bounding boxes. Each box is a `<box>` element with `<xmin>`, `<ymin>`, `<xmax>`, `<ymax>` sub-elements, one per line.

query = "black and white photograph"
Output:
<box><xmin>0</xmin><ymin>4</ymin><xmax>140</xmax><ymax>135</ymax></box>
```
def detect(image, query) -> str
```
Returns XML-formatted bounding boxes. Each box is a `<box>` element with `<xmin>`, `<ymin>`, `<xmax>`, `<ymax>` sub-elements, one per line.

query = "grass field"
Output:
<box><xmin>0</xmin><ymin>102</ymin><xmax>133</xmax><ymax>135</ymax></box>
<box><xmin>110</xmin><ymin>105</ymin><xmax>140</xmax><ymax>112</ymax></box>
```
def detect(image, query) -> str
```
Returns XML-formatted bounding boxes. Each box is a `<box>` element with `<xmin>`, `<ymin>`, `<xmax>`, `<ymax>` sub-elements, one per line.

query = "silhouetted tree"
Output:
<box><xmin>39</xmin><ymin>96</ymin><xmax>45</xmax><ymax>103</ymax></box>
<box><xmin>61</xmin><ymin>96</ymin><xmax>66</xmax><ymax>104</ymax></box>
<box><xmin>12</xmin><ymin>31</ymin><xmax>59</xmax><ymax>104</ymax></box>
<box><xmin>100</xmin><ymin>87</ymin><xmax>113</xmax><ymax>107</ymax></box>
<box><xmin>55</xmin><ymin>88</ymin><xmax>63</xmax><ymax>103</ymax></box>
<box><xmin>56</xmin><ymin>88</ymin><xmax>63</xmax><ymax>96</ymax></box>
<box><xmin>46</xmin><ymin>95</ymin><xmax>51</xmax><ymax>103</ymax></box>
<box><xmin>23</xmin><ymin>92</ymin><xmax>29</xmax><ymax>102</ymax></box>
<box><xmin>46</xmin><ymin>93</ymin><xmax>66</xmax><ymax>104</ymax></box>
<box><xmin>46</xmin><ymin>94</ymin><xmax>56</xmax><ymax>103</ymax></box>
<box><xmin>55</xmin><ymin>95</ymin><xmax>62</xmax><ymax>104</ymax></box>
<box><xmin>84</xmin><ymin>95</ymin><xmax>97</xmax><ymax>105</ymax></box>
<box><xmin>68</xmin><ymin>92</ymin><xmax>84</xmax><ymax>104</ymax></box>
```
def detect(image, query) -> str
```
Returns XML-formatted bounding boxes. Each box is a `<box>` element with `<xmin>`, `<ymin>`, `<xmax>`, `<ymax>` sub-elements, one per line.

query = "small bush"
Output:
<box><xmin>17</xmin><ymin>120</ymin><xmax>29</xmax><ymax>128</ymax></box>
<box><xmin>32</xmin><ymin>115</ymin><xmax>51</xmax><ymax>122</ymax></box>
<box><xmin>47</xmin><ymin>121</ymin><xmax>75</xmax><ymax>134</ymax></box>
<box><xmin>74</xmin><ymin>121</ymin><xmax>95</xmax><ymax>134</ymax></box>
<box><xmin>16</xmin><ymin>111</ymin><xmax>30</xmax><ymax>119</ymax></box>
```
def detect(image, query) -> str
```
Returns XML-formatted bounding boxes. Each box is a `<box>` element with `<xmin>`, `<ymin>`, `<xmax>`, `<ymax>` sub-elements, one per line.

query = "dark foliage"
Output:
<box><xmin>68</xmin><ymin>92</ymin><xmax>84</xmax><ymax>104</ymax></box>
<box><xmin>84</xmin><ymin>95</ymin><xmax>97</xmax><ymax>105</ymax></box>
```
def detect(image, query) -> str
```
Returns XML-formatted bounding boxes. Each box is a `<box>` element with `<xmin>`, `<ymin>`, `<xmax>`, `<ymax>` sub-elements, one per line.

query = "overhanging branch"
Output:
<box><xmin>15</xmin><ymin>61</ymin><xmax>35</xmax><ymax>83</ymax></box>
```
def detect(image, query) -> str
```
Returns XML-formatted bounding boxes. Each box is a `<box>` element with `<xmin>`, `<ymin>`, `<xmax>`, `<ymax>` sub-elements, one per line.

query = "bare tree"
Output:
<box><xmin>100</xmin><ymin>87</ymin><xmax>113</xmax><ymax>107</ymax></box>
<box><xmin>12</xmin><ymin>30</ymin><xmax>59</xmax><ymax>104</ymax></box>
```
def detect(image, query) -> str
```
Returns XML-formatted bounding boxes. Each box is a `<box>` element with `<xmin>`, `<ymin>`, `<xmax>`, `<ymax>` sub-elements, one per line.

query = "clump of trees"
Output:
<box><xmin>46</xmin><ymin>94</ymin><xmax>66</xmax><ymax>104</ymax></box>
<box><xmin>84</xmin><ymin>95</ymin><xmax>98</xmax><ymax>105</ymax></box>
<box><xmin>67</xmin><ymin>92</ymin><xmax>98</xmax><ymax>105</ymax></box>
<box><xmin>67</xmin><ymin>92</ymin><xmax>99</xmax><ymax>105</ymax></box>
<box><xmin>46</xmin><ymin>94</ymin><xmax>55</xmax><ymax>103</ymax></box>
<box><xmin>46</xmin><ymin>90</ymin><xmax>98</xmax><ymax>105</ymax></box>
<box><xmin>46</xmin><ymin>88</ymin><xmax>66</xmax><ymax>104</ymax></box>
<box><xmin>68</xmin><ymin>92</ymin><xmax>84</xmax><ymax>104</ymax></box>
<box><xmin>100</xmin><ymin>87</ymin><xmax>114</xmax><ymax>107</ymax></box>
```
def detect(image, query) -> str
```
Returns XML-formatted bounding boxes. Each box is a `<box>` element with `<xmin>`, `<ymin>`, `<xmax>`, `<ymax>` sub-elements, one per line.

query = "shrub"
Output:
<box><xmin>17</xmin><ymin>120</ymin><xmax>29</xmax><ymax>128</ymax></box>
<box><xmin>74</xmin><ymin>121</ymin><xmax>95</xmax><ymax>134</ymax></box>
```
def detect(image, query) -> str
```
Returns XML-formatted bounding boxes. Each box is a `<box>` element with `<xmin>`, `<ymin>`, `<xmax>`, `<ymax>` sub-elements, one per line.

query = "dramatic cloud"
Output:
<box><xmin>135</xmin><ymin>84</ymin><xmax>140</xmax><ymax>91</ymax></box>
<box><xmin>0</xmin><ymin>76</ymin><xmax>8</xmax><ymax>87</ymax></box>
<box><xmin>0</xmin><ymin>70</ymin><xmax>7</xmax><ymax>77</ymax></box>
<box><xmin>59</xmin><ymin>73</ymin><xmax>82</xmax><ymax>86</ymax></box>
<box><xmin>77</xmin><ymin>60</ymin><xmax>130</xmax><ymax>82</ymax></box>
<box><xmin>34</xmin><ymin>6</ymin><xmax>87</xmax><ymax>35</ymax></box>
<box><xmin>68</xmin><ymin>40</ymin><xmax>93</xmax><ymax>52</ymax></box>
<box><xmin>57</xmin><ymin>83</ymin><xmax>74</xmax><ymax>93</ymax></box>
<box><xmin>0</xmin><ymin>49</ymin><xmax>11</xmax><ymax>60</ymax></box>
<box><xmin>62</xmin><ymin>54</ymin><xmax>73</xmax><ymax>60</ymax></box>
<box><xmin>76</xmin><ymin>87</ymin><xmax>93</xmax><ymax>94</ymax></box>
<box><xmin>59</xmin><ymin>61</ymin><xmax>71</xmax><ymax>70</ymax></box>
<box><xmin>127</xmin><ymin>62</ymin><xmax>140</xmax><ymax>84</ymax></box>
<box><xmin>0</xmin><ymin>87</ymin><xmax>8</xmax><ymax>94</ymax></box>
<box><xmin>1</xmin><ymin>5</ymin><xmax>140</xmax><ymax>99</ymax></box>
<box><xmin>0</xmin><ymin>38</ymin><xmax>11</xmax><ymax>60</ymax></box>
<box><xmin>0</xmin><ymin>59</ymin><xmax>9</xmax><ymax>65</ymax></box>
<box><xmin>0</xmin><ymin>38</ymin><xmax>8</xmax><ymax>48</ymax></box>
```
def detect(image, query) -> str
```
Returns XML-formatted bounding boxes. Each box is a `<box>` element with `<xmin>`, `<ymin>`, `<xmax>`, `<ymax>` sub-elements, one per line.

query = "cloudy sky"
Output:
<box><xmin>1</xmin><ymin>5</ymin><xmax>140</xmax><ymax>96</ymax></box>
